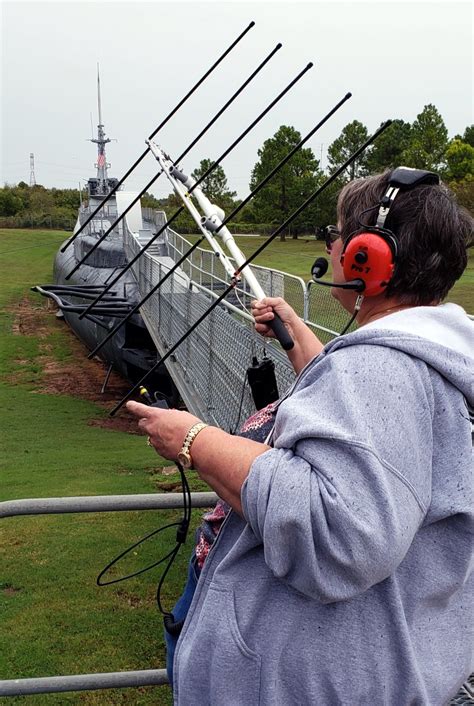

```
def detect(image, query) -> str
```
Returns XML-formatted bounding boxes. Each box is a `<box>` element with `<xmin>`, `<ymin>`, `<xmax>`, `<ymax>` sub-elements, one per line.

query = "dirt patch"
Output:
<box><xmin>153</xmin><ymin>480</ymin><xmax>184</xmax><ymax>492</ymax></box>
<box><xmin>11</xmin><ymin>297</ymin><xmax>50</xmax><ymax>337</ymax></box>
<box><xmin>88</xmin><ymin>415</ymin><xmax>142</xmax><ymax>435</ymax></box>
<box><xmin>146</xmin><ymin>465</ymin><xmax>179</xmax><ymax>477</ymax></box>
<box><xmin>114</xmin><ymin>589</ymin><xmax>144</xmax><ymax>608</ymax></box>
<box><xmin>9</xmin><ymin>297</ymin><xmax>140</xmax><ymax>434</ymax></box>
<box><xmin>161</xmin><ymin>465</ymin><xmax>179</xmax><ymax>476</ymax></box>
<box><xmin>38</xmin><ymin>356</ymin><xmax>131</xmax><ymax>404</ymax></box>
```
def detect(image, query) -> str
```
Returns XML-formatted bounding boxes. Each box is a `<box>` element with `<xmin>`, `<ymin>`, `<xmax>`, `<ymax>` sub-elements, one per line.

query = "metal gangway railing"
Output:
<box><xmin>122</xmin><ymin>217</ymin><xmax>350</xmax><ymax>432</ymax></box>
<box><xmin>77</xmin><ymin>203</ymin><xmax>120</xmax><ymax>233</ymax></box>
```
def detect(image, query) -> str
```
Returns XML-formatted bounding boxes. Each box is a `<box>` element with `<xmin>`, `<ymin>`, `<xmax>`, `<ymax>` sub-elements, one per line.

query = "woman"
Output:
<box><xmin>128</xmin><ymin>169</ymin><xmax>473</xmax><ymax>704</ymax></box>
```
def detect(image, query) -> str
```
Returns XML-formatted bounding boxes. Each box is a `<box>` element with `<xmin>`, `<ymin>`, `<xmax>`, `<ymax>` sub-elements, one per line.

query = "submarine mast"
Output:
<box><xmin>90</xmin><ymin>65</ymin><xmax>111</xmax><ymax>194</ymax></box>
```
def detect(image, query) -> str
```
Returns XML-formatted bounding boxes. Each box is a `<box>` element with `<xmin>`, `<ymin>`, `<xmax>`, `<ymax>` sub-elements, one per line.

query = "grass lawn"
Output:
<box><xmin>0</xmin><ymin>229</ymin><xmax>209</xmax><ymax>705</ymax></box>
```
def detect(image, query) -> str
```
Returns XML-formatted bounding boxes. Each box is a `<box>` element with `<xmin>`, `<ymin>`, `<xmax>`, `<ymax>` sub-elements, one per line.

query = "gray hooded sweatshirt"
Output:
<box><xmin>174</xmin><ymin>303</ymin><xmax>473</xmax><ymax>705</ymax></box>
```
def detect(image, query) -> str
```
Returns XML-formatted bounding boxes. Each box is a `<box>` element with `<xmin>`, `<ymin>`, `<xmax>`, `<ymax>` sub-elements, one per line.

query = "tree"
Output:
<box><xmin>454</xmin><ymin>126</ymin><xmax>474</xmax><ymax>147</ymax></box>
<box><xmin>160</xmin><ymin>191</ymin><xmax>197</xmax><ymax>234</ymax></box>
<box><xmin>327</xmin><ymin>120</ymin><xmax>369</xmax><ymax>180</ymax></box>
<box><xmin>249</xmin><ymin>125</ymin><xmax>322</xmax><ymax>238</ymax></box>
<box><xmin>364</xmin><ymin>120</ymin><xmax>412</xmax><ymax>174</ymax></box>
<box><xmin>462</xmin><ymin>125</ymin><xmax>474</xmax><ymax>148</ymax></box>
<box><xmin>28</xmin><ymin>184</ymin><xmax>55</xmax><ymax>214</ymax></box>
<box><xmin>449</xmin><ymin>179</ymin><xmax>474</xmax><ymax>213</ymax></box>
<box><xmin>401</xmin><ymin>104</ymin><xmax>448</xmax><ymax>171</ymax></box>
<box><xmin>141</xmin><ymin>191</ymin><xmax>161</xmax><ymax>209</ymax></box>
<box><xmin>51</xmin><ymin>188</ymin><xmax>80</xmax><ymax>210</ymax></box>
<box><xmin>307</xmin><ymin>177</ymin><xmax>345</xmax><ymax>232</ymax></box>
<box><xmin>443</xmin><ymin>139</ymin><xmax>474</xmax><ymax>182</ymax></box>
<box><xmin>0</xmin><ymin>188</ymin><xmax>23</xmax><ymax>216</ymax></box>
<box><xmin>191</xmin><ymin>158</ymin><xmax>236</xmax><ymax>213</ymax></box>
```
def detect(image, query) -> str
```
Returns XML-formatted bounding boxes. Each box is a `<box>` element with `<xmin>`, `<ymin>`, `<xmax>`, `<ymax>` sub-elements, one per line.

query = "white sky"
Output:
<box><xmin>1</xmin><ymin>0</ymin><xmax>472</xmax><ymax>198</ymax></box>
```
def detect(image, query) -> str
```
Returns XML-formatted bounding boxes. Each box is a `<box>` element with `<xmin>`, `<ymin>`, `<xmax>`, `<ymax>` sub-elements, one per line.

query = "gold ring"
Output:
<box><xmin>147</xmin><ymin>436</ymin><xmax>153</xmax><ymax>447</ymax></box>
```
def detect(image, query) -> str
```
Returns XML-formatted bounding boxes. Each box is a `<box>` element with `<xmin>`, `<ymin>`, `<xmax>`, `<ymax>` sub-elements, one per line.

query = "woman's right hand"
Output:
<box><xmin>251</xmin><ymin>297</ymin><xmax>324</xmax><ymax>374</ymax></box>
<box><xmin>251</xmin><ymin>297</ymin><xmax>300</xmax><ymax>340</ymax></box>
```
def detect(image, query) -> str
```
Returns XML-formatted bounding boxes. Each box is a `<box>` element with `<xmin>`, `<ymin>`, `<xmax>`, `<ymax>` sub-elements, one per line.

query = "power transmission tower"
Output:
<box><xmin>29</xmin><ymin>153</ymin><xmax>36</xmax><ymax>186</ymax></box>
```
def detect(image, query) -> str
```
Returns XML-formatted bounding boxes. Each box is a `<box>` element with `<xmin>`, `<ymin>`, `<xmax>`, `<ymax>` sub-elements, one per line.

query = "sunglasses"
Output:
<box><xmin>325</xmin><ymin>225</ymin><xmax>341</xmax><ymax>251</ymax></box>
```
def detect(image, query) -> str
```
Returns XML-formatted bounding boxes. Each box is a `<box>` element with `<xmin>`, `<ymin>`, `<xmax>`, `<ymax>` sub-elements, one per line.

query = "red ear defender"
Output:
<box><xmin>340</xmin><ymin>229</ymin><xmax>397</xmax><ymax>297</ymax></box>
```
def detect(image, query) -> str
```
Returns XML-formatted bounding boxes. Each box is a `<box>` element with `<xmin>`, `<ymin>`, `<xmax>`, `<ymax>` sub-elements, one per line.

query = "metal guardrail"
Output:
<box><xmin>0</xmin><ymin>492</ymin><xmax>218</xmax><ymax>518</ymax></box>
<box><xmin>0</xmin><ymin>670</ymin><xmax>170</xmax><ymax>697</ymax></box>
<box><xmin>123</xmin><ymin>224</ymin><xmax>295</xmax><ymax>428</ymax></box>
<box><xmin>0</xmin><ymin>491</ymin><xmax>218</xmax><ymax>696</ymax></box>
<box><xmin>3</xmin><ymin>491</ymin><xmax>472</xmax><ymax>701</ymax></box>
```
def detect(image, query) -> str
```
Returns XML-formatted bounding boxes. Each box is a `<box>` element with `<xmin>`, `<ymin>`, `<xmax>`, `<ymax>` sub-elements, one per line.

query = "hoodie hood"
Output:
<box><xmin>325</xmin><ymin>303</ymin><xmax>474</xmax><ymax>404</ymax></box>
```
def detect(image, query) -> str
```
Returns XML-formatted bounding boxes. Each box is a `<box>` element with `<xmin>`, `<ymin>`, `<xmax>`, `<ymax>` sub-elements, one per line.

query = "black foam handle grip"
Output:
<box><xmin>269</xmin><ymin>313</ymin><xmax>294</xmax><ymax>350</ymax></box>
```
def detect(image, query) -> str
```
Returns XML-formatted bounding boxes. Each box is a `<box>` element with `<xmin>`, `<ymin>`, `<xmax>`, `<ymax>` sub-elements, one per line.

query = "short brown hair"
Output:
<box><xmin>337</xmin><ymin>171</ymin><xmax>473</xmax><ymax>305</ymax></box>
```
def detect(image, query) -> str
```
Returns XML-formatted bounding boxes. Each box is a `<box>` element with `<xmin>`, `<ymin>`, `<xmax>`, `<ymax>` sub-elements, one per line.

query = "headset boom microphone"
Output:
<box><xmin>311</xmin><ymin>256</ymin><xmax>364</xmax><ymax>291</ymax></box>
<box><xmin>311</xmin><ymin>257</ymin><xmax>329</xmax><ymax>280</ymax></box>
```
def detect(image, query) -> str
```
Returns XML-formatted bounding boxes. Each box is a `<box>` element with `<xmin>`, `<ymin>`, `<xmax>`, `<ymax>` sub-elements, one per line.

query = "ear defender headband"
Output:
<box><xmin>340</xmin><ymin>167</ymin><xmax>440</xmax><ymax>296</ymax></box>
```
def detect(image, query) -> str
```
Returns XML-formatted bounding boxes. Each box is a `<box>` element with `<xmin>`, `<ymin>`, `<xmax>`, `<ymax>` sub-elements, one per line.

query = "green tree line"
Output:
<box><xmin>160</xmin><ymin>104</ymin><xmax>472</xmax><ymax>238</ymax></box>
<box><xmin>1</xmin><ymin>104</ymin><xmax>472</xmax><ymax>234</ymax></box>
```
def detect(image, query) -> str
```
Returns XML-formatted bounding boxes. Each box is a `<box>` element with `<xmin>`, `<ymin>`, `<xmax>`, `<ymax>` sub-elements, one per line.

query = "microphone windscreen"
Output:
<box><xmin>311</xmin><ymin>257</ymin><xmax>329</xmax><ymax>279</ymax></box>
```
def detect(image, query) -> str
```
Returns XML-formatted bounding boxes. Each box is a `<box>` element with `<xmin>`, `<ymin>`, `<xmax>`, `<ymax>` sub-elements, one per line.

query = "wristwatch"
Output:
<box><xmin>177</xmin><ymin>422</ymin><xmax>209</xmax><ymax>469</ymax></box>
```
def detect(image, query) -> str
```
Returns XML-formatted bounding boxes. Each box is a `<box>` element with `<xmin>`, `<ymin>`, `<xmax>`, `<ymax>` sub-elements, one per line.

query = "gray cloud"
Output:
<box><xmin>2</xmin><ymin>1</ymin><xmax>472</xmax><ymax>197</ymax></box>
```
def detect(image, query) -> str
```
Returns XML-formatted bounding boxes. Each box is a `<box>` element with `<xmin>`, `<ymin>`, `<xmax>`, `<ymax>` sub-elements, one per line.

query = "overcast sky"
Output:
<box><xmin>1</xmin><ymin>0</ymin><xmax>472</xmax><ymax>199</ymax></box>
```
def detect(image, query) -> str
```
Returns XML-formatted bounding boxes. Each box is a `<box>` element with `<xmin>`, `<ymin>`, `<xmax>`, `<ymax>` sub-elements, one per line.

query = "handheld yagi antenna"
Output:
<box><xmin>108</xmin><ymin>121</ymin><xmax>392</xmax><ymax>416</ymax></box>
<box><xmin>80</xmin><ymin>60</ymin><xmax>314</xmax><ymax>323</ymax></box>
<box><xmin>86</xmin><ymin>88</ymin><xmax>350</xmax><ymax>359</ymax></box>
<box><xmin>61</xmin><ymin>21</ymin><xmax>255</xmax><ymax>253</ymax></box>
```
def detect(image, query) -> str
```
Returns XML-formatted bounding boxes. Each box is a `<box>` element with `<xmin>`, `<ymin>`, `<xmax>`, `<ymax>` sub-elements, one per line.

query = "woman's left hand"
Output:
<box><xmin>126</xmin><ymin>401</ymin><xmax>202</xmax><ymax>460</ymax></box>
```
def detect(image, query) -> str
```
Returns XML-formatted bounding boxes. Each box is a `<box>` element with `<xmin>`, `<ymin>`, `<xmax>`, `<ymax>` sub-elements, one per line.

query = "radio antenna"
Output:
<box><xmin>86</xmin><ymin>89</ymin><xmax>350</xmax><ymax>356</ymax></box>
<box><xmin>109</xmin><ymin>120</ymin><xmax>392</xmax><ymax>415</ymax></box>
<box><xmin>78</xmin><ymin>60</ymin><xmax>314</xmax><ymax>321</ymax></box>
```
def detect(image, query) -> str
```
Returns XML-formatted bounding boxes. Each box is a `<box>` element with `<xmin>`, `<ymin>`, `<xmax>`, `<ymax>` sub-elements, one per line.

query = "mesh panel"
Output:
<box><xmin>449</xmin><ymin>675</ymin><xmax>474</xmax><ymax>705</ymax></box>
<box><xmin>123</xmin><ymin>225</ymin><xmax>350</xmax><ymax>428</ymax></box>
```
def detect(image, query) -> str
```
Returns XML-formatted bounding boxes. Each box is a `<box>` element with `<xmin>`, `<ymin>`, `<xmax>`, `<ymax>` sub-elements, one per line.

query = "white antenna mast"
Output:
<box><xmin>89</xmin><ymin>63</ymin><xmax>111</xmax><ymax>194</ymax></box>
